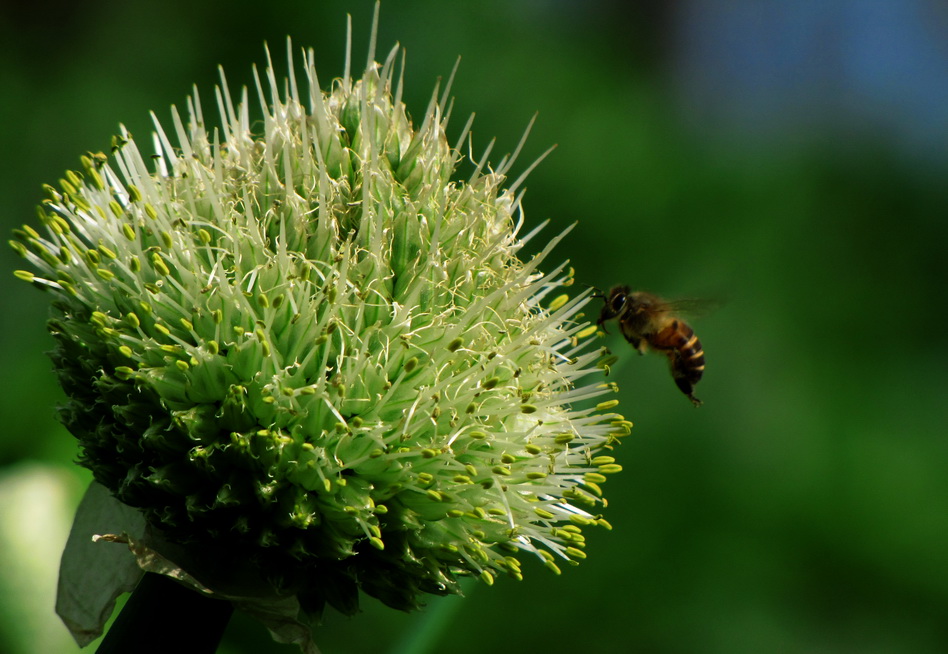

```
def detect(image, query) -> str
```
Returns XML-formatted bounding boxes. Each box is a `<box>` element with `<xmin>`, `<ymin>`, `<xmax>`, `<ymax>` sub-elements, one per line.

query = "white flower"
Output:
<box><xmin>12</xmin><ymin>14</ymin><xmax>628</xmax><ymax>620</ymax></box>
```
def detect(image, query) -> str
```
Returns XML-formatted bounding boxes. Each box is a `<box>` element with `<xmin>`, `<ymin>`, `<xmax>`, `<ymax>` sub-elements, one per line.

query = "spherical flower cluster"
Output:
<box><xmin>12</xmin><ymin>33</ymin><xmax>628</xmax><ymax>616</ymax></box>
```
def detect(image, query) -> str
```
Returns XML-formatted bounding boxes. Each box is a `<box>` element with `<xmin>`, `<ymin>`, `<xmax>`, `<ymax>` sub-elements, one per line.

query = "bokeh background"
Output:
<box><xmin>2</xmin><ymin>1</ymin><xmax>948</xmax><ymax>652</ymax></box>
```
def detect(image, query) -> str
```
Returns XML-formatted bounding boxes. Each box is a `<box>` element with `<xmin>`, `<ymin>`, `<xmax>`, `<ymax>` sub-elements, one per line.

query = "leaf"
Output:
<box><xmin>55</xmin><ymin>482</ymin><xmax>146</xmax><ymax>646</ymax></box>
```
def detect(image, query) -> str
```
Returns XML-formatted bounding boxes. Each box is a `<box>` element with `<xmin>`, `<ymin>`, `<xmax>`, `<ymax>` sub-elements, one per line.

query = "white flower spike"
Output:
<box><xmin>12</xmin><ymin>6</ymin><xmax>627</xmax><ymax>623</ymax></box>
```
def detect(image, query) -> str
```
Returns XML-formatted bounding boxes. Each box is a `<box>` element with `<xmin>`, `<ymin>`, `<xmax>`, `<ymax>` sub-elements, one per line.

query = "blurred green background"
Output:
<box><xmin>2</xmin><ymin>1</ymin><xmax>948</xmax><ymax>652</ymax></box>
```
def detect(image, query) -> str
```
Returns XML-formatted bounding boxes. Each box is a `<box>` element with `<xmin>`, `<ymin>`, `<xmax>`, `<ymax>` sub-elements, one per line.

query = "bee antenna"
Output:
<box><xmin>583</xmin><ymin>283</ymin><xmax>605</xmax><ymax>299</ymax></box>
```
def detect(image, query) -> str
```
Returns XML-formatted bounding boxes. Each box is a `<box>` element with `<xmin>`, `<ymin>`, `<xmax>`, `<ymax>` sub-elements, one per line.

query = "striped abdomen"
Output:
<box><xmin>651</xmin><ymin>320</ymin><xmax>705</xmax><ymax>406</ymax></box>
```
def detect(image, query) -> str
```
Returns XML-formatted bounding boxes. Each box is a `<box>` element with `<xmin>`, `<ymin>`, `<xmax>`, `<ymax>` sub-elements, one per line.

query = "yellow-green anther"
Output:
<box><xmin>566</xmin><ymin>547</ymin><xmax>587</xmax><ymax>559</ymax></box>
<box><xmin>447</xmin><ymin>337</ymin><xmax>463</xmax><ymax>352</ymax></box>
<box><xmin>160</xmin><ymin>231</ymin><xmax>173</xmax><ymax>249</ymax></box>
<box><xmin>197</xmin><ymin>228</ymin><xmax>211</xmax><ymax>244</ymax></box>
<box><xmin>66</xmin><ymin>170</ymin><xmax>82</xmax><ymax>188</ymax></box>
<box><xmin>59</xmin><ymin>178</ymin><xmax>77</xmax><ymax>196</ymax></box>
<box><xmin>583</xmin><ymin>481</ymin><xmax>603</xmax><ymax>497</ymax></box>
<box><xmin>51</xmin><ymin>215</ymin><xmax>71</xmax><ymax>234</ymax></box>
<box><xmin>144</xmin><ymin>203</ymin><xmax>158</xmax><ymax>220</ymax></box>
<box><xmin>500</xmin><ymin>453</ymin><xmax>516</xmax><ymax>464</ymax></box>
<box><xmin>88</xmin><ymin>168</ymin><xmax>105</xmax><ymax>190</ymax></box>
<box><xmin>151</xmin><ymin>252</ymin><xmax>170</xmax><ymax>276</ymax></box>
<box><xmin>179</xmin><ymin>318</ymin><xmax>193</xmax><ymax>331</ymax></box>
<box><xmin>479</xmin><ymin>569</ymin><xmax>494</xmax><ymax>586</ymax></box>
<box><xmin>544</xmin><ymin>560</ymin><xmax>562</xmax><ymax>575</ymax></box>
<box><xmin>483</xmin><ymin>376</ymin><xmax>500</xmax><ymax>390</ymax></box>
<box><xmin>109</xmin><ymin>200</ymin><xmax>123</xmax><ymax>218</ymax></box>
<box><xmin>598</xmin><ymin>355</ymin><xmax>619</xmax><ymax>369</ymax></box>
<box><xmin>547</xmin><ymin>294</ymin><xmax>569</xmax><ymax>311</ymax></box>
<box><xmin>526</xmin><ymin>472</ymin><xmax>547</xmax><ymax>480</ymax></box>
<box><xmin>13</xmin><ymin>270</ymin><xmax>34</xmax><ymax>282</ymax></box>
<box><xmin>576</xmin><ymin>325</ymin><xmax>598</xmax><ymax>339</ymax></box>
<box><xmin>10</xmin><ymin>241</ymin><xmax>28</xmax><ymax>258</ymax></box>
<box><xmin>583</xmin><ymin>472</ymin><xmax>607</xmax><ymax>485</ymax></box>
<box><xmin>425</xmin><ymin>489</ymin><xmax>441</xmax><ymax>502</ymax></box>
<box><xmin>421</xmin><ymin>448</ymin><xmax>438</xmax><ymax>459</ymax></box>
<box><xmin>534</xmin><ymin>508</ymin><xmax>556</xmax><ymax>519</ymax></box>
<box><xmin>469</xmin><ymin>431</ymin><xmax>487</xmax><ymax>440</ymax></box>
<box><xmin>257</xmin><ymin>293</ymin><xmax>270</xmax><ymax>308</ymax></box>
<box><xmin>595</xmin><ymin>399</ymin><xmax>620</xmax><ymax>411</ymax></box>
<box><xmin>491</xmin><ymin>466</ymin><xmax>511</xmax><ymax>476</ymax></box>
<box><xmin>119</xmin><ymin>346</ymin><xmax>133</xmax><ymax>358</ymax></box>
<box><xmin>521</xmin><ymin>404</ymin><xmax>537</xmax><ymax>414</ymax></box>
<box><xmin>206</xmin><ymin>340</ymin><xmax>219</xmax><ymax>355</ymax></box>
<box><xmin>155</xmin><ymin>323</ymin><xmax>170</xmax><ymax>336</ymax></box>
<box><xmin>129</xmin><ymin>255</ymin><xmax>141</xmax><ymax>272</ymax></box>
<box><xmin>369</xmin><ymin>537</ymin><xmax>384</xmax><ymax>550</ymax></box>
<box><xmin>554</xmin><ymin>433</ymin><xmax>574</xmax><ymax>444</ymax></box>
<box><xmin>569</xmin><ymin>514</ymin><xmax>594</xmax><ymax>526</ymax></box>
<box><xmin>175</xmin><ymin>360</ymin><xmax>190</xmax><ymax>371</ymax></box>
<box><xmin>592</xmin><ymin>456</ymin><xmax>615</xmax><ymax>466</ymax></box>
<box><xmin>85</xmin><ymin>249</ymin><xmax>100</xmax><ymax>265</ymax></box>
<box><xmin>211</xmin><ymin>309</ymin><xmax>222</xmax><ymax>324</ymax></box>
<box><xmin>98</xmin><ymin>245</ymin><xmax>117</xmax><ymax>259</ymax></box>
<box><xmin>125</xmin><ymin>312</ymin><xmax>141</xmax><ymax>328</ymax></box>
<box><xmin>128</xmin><ymin>185</ymin><xmax>142</xmax><ymax>203</ymax></box>
<box><xmin>598</xmin><ymin>464</ymin><xmax>623</xmax><ymax>475</ymax></box>
<box><xmin>525</xmin><ymin>444</ymin><xmax>542</xmax><ymax>454</ymax></box>
<box><xmin>122</xmin><ymin>224</ymin><xmax>136</xmax><ymax>240</ymax></box>
<box><xmin>114</xmin><ymin>366</ymin><xmax>135</xmax><ymax>380</ymax></box>
<box><xmin>403</xmin><ymin>356</ymin><xmax>418</xmax><ymax>373</ymax></box>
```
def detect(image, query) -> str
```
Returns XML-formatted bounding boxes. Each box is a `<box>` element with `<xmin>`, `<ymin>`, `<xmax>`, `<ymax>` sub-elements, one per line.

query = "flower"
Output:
<box><xmin>11</xmin><ymin>15</ymin><xmax>628</xmax><ymax>621</ymax></box>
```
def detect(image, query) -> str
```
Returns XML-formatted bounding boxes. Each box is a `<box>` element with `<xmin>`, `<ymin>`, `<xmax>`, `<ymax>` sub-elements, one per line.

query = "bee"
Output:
<box><xmin>597</xmin><ymin>285</ymin><xmax>705</xmax><ymax>407</ymax></box>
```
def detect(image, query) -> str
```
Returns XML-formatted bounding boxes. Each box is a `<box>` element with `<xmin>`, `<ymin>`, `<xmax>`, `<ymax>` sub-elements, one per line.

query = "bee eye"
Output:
<box><xmin>611</xmin><ymin>294</ymin><xmax>626</xmax><ymax>312</ymax></box>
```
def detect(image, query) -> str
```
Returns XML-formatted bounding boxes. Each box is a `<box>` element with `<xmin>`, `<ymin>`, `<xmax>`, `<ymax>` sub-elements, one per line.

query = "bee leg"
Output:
<box><xmin>624</xmin><ymin>335</ymin><xmax>646</xmax><ymax>354</ymax></box>
<box><xmin>673</xmin><ymin>376</ymin><xmax>703</xmax><ymax>407</ymax></box>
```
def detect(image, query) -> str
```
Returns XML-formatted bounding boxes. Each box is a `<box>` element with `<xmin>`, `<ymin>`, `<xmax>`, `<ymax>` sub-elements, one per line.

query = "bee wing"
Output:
<box><xmin>653</xmin><ymin>297</ymin><xmax>722</xmax><ymax>319</ymax></box>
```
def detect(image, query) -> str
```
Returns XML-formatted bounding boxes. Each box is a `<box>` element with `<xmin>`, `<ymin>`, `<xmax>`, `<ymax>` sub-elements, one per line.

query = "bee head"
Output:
<box><xmin>597</xmin><ymin>285</ymin><xmax>631</xmax><ymax>331</ymax></box>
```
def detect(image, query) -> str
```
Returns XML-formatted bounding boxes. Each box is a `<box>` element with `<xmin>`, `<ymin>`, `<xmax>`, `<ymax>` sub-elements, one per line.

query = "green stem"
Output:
<box><xmin>387</xmin><ymin>580</ymin><xmax>476</xmax><ymax>654</ymax></box>
<box><xmin>96</xmin><ymin>572</ymin><xmax>233</xmax><ymax>653</ymax></box>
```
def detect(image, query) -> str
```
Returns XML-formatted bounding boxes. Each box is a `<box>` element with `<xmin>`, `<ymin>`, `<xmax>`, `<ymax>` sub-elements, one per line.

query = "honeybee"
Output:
<box><xmin>597</xmin><ymin>286</ymin><xmax>705</xmax><ymax>407</ymax></box>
